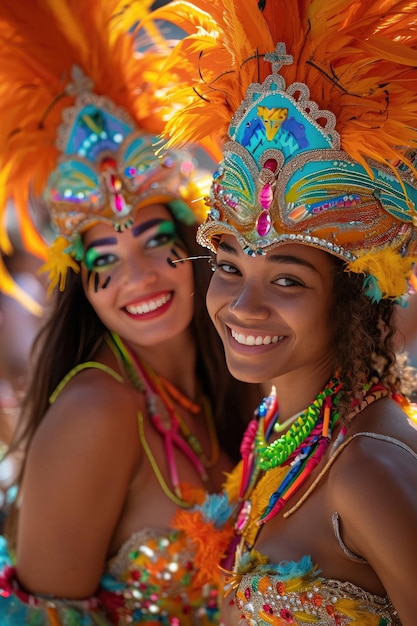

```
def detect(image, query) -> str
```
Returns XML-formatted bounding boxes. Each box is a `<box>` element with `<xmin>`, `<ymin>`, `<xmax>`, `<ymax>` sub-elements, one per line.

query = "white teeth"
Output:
<box><xmin>231</xmin><ymin>329</ymin><xmax>283</xmax><ymax>346</ymax></box>
<box><xmin>126</xmin><ymin>293</ymin><xmax>171</xmax><ymax>315</ymax></box>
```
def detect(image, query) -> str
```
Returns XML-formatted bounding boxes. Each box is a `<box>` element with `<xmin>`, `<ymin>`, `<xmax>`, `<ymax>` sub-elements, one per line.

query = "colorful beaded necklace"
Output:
<box><xmin>235</xmin><ymin>377</ymin><xmax>342</xmax><ymax>532</ymax></box>
<box><xmin>107</xmin><ymin>332</ymin><xmax>219</xmax><ymax>508</ymax></box>
<box><xmin>229</xmin><ymin>376</ymin><xmax>389</xmax><ymax>558</ymax></box>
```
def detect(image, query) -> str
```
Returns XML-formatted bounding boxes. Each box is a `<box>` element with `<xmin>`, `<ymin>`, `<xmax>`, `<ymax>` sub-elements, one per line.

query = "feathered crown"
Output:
<box><xmin>0</xmin><ymin>0</ymin><xmax>211</xmax><ymax>309</ymax></box>
<box><xmin>146</xmin><ymin>0</ymin><xmax>417</xmax><ymax>302</ymax></box>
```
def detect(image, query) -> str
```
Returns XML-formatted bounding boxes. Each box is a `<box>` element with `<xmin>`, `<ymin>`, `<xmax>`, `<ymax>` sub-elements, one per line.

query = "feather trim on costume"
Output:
<box><xmin>171</xmin><ymin>488</ymin><xmax>236</xmax><ymax>587</ymax></box>
<box><xmin>346</xmin><ymin>248</ymin><xmax>417</xmax><ymax>301</ymax></box>
<box><xmin>232</xmin><ymin>465</ymin><xmax>289</xmax><ymax>548</ymax></box>
<box><xmin>40</xmin><ymin>238</ymin><xmax>80</xmax><ymax>297</ymax></box>
<box><xmin>223</xmin><ymin>461</ymin><xmax>244</xmax><ymax>502</ymax></box>
<box><xmin>333</xmin><ymin>599</ymin><xmax>382</xmax><ymax>625</ymax></box>
<box><xmin>172</xmin><ymin>507</ymin><xmax>235</xmax><ymax>588</ymax></box>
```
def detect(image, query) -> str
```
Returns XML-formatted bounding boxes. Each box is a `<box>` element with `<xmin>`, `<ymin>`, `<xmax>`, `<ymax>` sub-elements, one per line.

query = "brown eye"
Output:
<box><xmin>216</xmin><ymin>262</ymin><xmax>240</xmax><ymax>275</ymax></box>
<box><xmin>274</xmin><ymin>276</ymin><xmax>302</xmax><ymax>287</ymax></box>
<box><xmin>146</xmin><ymin>233</ymin><xmax>174</xmax><ymax>249</ymax></box>
<box><xmin>94</xmin><ymin>254</ymin><xmax>118</xmax><ymax>268</ymax></box>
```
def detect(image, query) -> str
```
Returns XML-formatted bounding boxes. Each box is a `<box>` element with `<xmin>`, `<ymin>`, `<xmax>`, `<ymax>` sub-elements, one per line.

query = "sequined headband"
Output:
<box><xmin>40</xmin><ymin>68</ymin><xmax>210</xmax><ymax>293</ymax></box>
<box><xmin>47</xmin><ymin>68</ymin><xmax>204</xmax><ymax>241</ymax></box>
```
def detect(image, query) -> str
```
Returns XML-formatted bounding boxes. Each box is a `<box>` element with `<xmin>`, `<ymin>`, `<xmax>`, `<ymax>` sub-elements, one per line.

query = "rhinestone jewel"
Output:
<box><xmin>256</xmin><ymin>210</ymin><xmax>272</xmax><ymax>236</ymax></box>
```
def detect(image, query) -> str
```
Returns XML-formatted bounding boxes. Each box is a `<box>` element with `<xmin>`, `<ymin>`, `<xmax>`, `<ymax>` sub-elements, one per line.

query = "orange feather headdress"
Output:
<box><xmin>146</xmin><ymin>0</ymin><xmax>417</xmax><ymax>301</ymax></box>
<box><xmin>0</xmin><ymin>0</ymin><xmax>211</xmax><ymax>310</ymax></box>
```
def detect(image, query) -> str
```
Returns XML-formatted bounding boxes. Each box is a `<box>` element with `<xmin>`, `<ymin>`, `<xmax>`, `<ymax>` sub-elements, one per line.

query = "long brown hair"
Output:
<box><xmin>7</xmin><ymin>208</ymin><xmax>260</xmax><ymax>500</ymax></box>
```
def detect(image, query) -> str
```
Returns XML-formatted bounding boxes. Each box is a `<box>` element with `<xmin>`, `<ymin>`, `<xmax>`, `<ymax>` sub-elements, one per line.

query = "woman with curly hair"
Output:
<box><xmin>145</xmin><ymin>0</ymin><xmax>417</xmax><ymax>623</ymax></box>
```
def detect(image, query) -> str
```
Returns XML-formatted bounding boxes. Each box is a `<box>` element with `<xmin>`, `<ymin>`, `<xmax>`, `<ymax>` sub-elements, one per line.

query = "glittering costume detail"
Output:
<box><xmin>195</xmin><ymin>48</ymin><xmax>417</xmax><ymax>302</ymax></box>
<box><xmin>47</xmin><ymin>89</ymin><xmax>204</xmax><ymax>240</ymax></box>
<box><xmin>332</xmin><ymin>513</ymin><xmax>367</xmax><ymax>563</ymax></box>
<box><xmin>229</xmin><ymin>556</ymin><xmax>400</xmax><ymax>625</ymax></box>
<box><xmin>170</xmin><ymin>383</ymin><xmax>406</xmax><ymax>625</ymax></box>
<box><xmin>0</xmin><ymin>529</ymin><xmax>220</xmax><ymax>625</ymax></box>
<box><xmin>105</xmin><ymin>527</ymin><xmax>219</xmax><ymax>624</ymax></box>
<box><xmin>225</xmin><ymin>379</ymin><xmax>387</xmax><ymax>554</ymax></box>
<box><xmin>224</xmin><ymin>427</ymin><xmax>417</xmax><ymax>626</ymax></box>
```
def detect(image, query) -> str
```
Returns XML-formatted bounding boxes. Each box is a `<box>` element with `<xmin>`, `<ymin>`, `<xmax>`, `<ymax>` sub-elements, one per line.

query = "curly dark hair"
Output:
<box><xmin>331</xmin><ymin>258</ymin><xmax>400</xmax><ymax>419</ymax></box>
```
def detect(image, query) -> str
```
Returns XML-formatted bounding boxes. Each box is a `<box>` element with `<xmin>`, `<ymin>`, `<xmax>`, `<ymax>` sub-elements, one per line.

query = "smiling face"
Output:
<box><xmin>206</xmin><ymin>236</ymin><xmax>337</xmax><ymax>387</ymax></box>
<box><xmin>81</xmin><ymin>204</ymin><xmax>195</xmax><ymax>350</ymax></box>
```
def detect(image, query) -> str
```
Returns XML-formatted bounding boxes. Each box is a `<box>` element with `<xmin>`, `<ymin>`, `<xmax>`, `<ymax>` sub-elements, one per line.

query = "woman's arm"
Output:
<box><xmin>16</xmin><ymin>370</ymin><xmax>141</xmax><ymax>599</ymax></box>
<box><xmin>333</xmin><ymin>429</ymin><xmax>417</xmax><ymax>625</ymax></box>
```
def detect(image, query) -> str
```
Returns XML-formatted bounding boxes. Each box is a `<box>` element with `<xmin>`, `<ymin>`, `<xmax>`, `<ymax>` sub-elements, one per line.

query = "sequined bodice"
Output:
<box><xmin>230</xmin><ymin>556</ymin><xmax>399</xmax><ymax>625</ymax></box>
<box><xmin>0</xmin><ymin>527</ymin><xmax>219</xmax><ymax>625</ymax></box>
<box><xmin>105</xmin><ymin>527</ymin><xmax>219</xmax><ymax>625</ymax></box>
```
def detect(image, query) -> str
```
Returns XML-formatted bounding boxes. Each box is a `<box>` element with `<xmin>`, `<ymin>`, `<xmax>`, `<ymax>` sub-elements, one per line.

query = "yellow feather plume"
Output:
<box><xmin>334</xmin><ymin>598</ymin><xmax>381</xmax><ymax>624</ymax></box>
<box><xmin>346</xmin><ymin>248</ymin><xmax>417</xmax><ymax>300</ymax></box>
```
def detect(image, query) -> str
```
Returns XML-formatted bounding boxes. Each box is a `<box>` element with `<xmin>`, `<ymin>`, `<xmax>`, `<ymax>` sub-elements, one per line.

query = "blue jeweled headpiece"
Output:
<box><xmin>197</xmin><ymin>44</ymin><xmax>417</xmax><ymax>287</ymax></box>
<box><xmin>147</xmin><ymin>0</ymin><xmax>417</xmax><ymax>301</ymax></box>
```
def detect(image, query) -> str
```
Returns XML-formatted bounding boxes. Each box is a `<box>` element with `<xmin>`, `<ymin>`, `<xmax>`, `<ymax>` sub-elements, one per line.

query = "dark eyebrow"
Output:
<box><xmin>218</xmin><ymin>241</ymin><xmax>318</xmax><ymax>272</ymax></box>
<box><xmin>85</xmin><ymin>237</ymin><xmax>117</xmax><ymax>253</ymax></box>
<box><xmin>268</xmin><ymin>253</ymin><xmax>319</xmax><ymax>272</ymax></box>
<box><xmin>132</xmin><ymin>217</ymin><xmax>165</xmax><ymax>238</ymax></box>
<box><xmin>218</xmin><ymin>240</ymin><xmax>239</xmax><ymax>255</ymax></box>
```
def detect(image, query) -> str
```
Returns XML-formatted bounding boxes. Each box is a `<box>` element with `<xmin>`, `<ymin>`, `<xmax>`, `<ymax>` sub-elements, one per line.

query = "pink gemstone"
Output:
<box><xmin>256</xmin><ymin>210</ymin><xmax>271</xmax><ymax>236</ymax></box>
<box><xmin>114</xmin><ymin>194</ymin><xmax>124</xmax><ymax>212</ymax></box>
<box><xmin>259</xmin><ymin>183</ymin><xmax>273</xmax><ymax>210</ymax></box>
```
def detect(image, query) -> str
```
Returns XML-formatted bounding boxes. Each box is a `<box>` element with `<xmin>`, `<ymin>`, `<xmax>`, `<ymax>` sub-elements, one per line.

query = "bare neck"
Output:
<box><xmin>127</xmin><ymin>329</ymin><xmax>199</xmax><ymax>401</ymax></box>
<box><xmin>265</xmin><ymin>364</ymin><xmax>335</xmax><ymax>423</ymax></box>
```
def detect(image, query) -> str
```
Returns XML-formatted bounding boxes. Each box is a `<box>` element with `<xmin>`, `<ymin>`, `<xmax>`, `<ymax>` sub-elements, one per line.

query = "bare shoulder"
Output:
<box><xmin>32</xmin><ymin>366</ymin><xmax>144</xmax><ymax>459</ymax></box>
<box><xmin>326</xmin><ymin>398</ymin><xmax>417</xmax><ymax>618</ymax></box>
<box><xmin>17</xmin><ymin>367</ymin><xmax>145</xmax><ymax>596</ymax></box>
<box><xmin>24</xmin><ymin>366</ymin><xmax>145</xmax><ymax>502</ymax></box>
<box><xmin>329</xmin><ymin>397</ymin><xmax>417</xmax><ymax>501</ymax></box>
<box><xmin>328</xmin><ymin>397</ymin><xmax>417</xmax><ymax>553</ymax></box>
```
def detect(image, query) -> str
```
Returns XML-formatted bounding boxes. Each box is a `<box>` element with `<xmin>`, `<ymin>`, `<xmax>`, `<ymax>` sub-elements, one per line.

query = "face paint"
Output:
<box><xmin>80</xmin><ymin>203</ymin><xmax>196</xmax><ymax>348</ymax></box>
<box><xmin>132</xmin><ymin>217</ymin><xmax>175</xmax><ymax>239</ymax></box>
<box><xmin>84</xmin><ymin>242</ymin><xmax>117</xmax><ymax>272</ymax></box>
<box><xmin>167</xmin><ymin>248</ymin><xmax>183</xmax><ymax>267</ymax></box>
<box><xmin>84</xmin><ymin>242</ymin><xmax>117</xmax><ymax>292</ymax></box>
